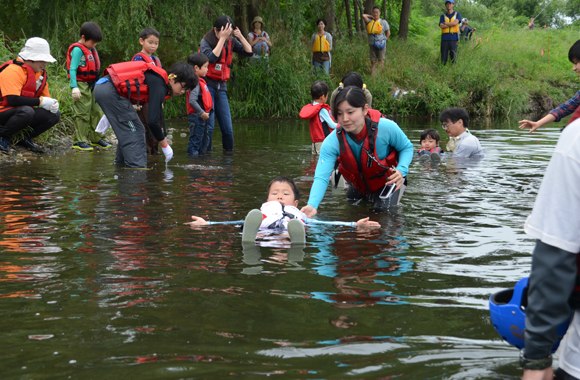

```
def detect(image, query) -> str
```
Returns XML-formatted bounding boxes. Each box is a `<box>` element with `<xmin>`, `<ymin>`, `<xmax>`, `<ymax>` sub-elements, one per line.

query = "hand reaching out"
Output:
<box><xmin>354</xmin><ymin>217</ymin><xmax>381</xmax><ymax>229</ymax></box>
<box><xmin>185</xmin><ymin>216</ymin><xmax>208</xmax><ymax>226</ymax></box>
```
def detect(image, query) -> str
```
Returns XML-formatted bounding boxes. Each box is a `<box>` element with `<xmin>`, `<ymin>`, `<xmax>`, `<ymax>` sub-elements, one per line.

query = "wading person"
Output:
<box><xmin>94</xmin><ymin>61</ymin><xmax>197</xmax><ymax>168</ymax></box>
<box><xmin>440</xmin><ymin>107</ymin><xmax>484</xmax><ymax>158</ymax></box>
<box><xmin>299</xmin><ymin>80</ymin><xmax>337</xmax><ymax>155</ymax></box>
<box><xmin>200</xmin><ymin>15</ymin><xmax>253</xmax><ymax>153</ymax></box>
<box><xmin>300</xmin><ymin>87</ymin><xmax>414</xmax><ymax>217</ymax></box>
<box><xmin>439</xmin><ymin>0</ymin><xmax>461</xmax><ymax>65</ymax></box>
<box><xmin>362</xmin><ymin>7</ymin><xmax>390</xmax><ymax>75</ymax></box>
<box><xmin>329</xmin><ymin>72</ymin><xmax>373</xmax><ymax>117</ymax></box>
<box><xmin>517</xmin><ymin>116</ymin><xmax>580</xmax><ymax>380</ymax></box>
<box><xmin>132</xmin><ymin>27</ymin><xmax>163</xmax><ymax>155</ymax></box>
<box><xmin>0</xmin><ymin>38</ymin><xmax>60</xmax><ymax>153</ymax></box>
<box><xmin>67</xmin><ymin>21</ymin><xmax>111</xmax><ymax>152</ymax></box>
<box><xmin>519</xmin><ymin>40</ymin><xmax>580</xmax><ymax>133</ymax></box>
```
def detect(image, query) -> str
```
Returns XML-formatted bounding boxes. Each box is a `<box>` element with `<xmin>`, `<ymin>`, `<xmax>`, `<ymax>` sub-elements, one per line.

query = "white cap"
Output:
<box><xmin>18</xmin><ymin>38</ymin><xmax>56</xmax><ymax>63</ymax></box>
<box><xmin>462</xmin><ymin>18</ymin><xmax>468</xmax><ymax>22</ymax></box>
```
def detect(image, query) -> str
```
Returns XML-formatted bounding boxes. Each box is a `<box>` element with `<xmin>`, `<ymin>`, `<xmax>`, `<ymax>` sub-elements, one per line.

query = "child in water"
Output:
<box><xmin>416</xmin><ymin>129</ymin><xmax>443</xmax><ymax>161</ymax></box>
<box><xmin>186</xmin><ymin>176</ymin><xmax>380</xmax><ymax>243</ymax></box>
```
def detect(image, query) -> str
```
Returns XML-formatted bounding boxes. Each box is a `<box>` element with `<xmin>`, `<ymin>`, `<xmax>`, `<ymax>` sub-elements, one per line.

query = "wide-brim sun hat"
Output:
<box><xmin>252</xmin><ymin>16</ymin><xmax>264</xmax><ymax>29</ymax></box>
<box><xmin>19</xmin><ymin>37</ymin><xmax>56</xmax><ymax>63</ymax></box>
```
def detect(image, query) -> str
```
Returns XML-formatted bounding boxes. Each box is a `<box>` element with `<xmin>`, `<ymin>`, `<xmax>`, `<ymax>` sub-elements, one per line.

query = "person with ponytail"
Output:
<box><xmin>300</xmin><ymin>86</ymin><xmax>413</xmax><ymax>217</ymax></box>
<box><xmin>94</xmin><ymin>62</ymin><xmax>197</xmax><ymax>168</ymax></box>
<box><xmin>328</xmin><ymin>72</ymin><xmax>373</xmax><ymax>117</ymax></box>
<box><xmin>200</xmin><ymin>15</ymin><xmax>253</xmax><ymax>152</ymax></box>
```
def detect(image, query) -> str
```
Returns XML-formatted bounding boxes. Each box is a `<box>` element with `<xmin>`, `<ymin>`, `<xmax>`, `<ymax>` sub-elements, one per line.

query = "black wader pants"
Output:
<box><xmin>0</xmin><ymin>106</ymin><xmax>60</xmax><ymax>139</ymax></box>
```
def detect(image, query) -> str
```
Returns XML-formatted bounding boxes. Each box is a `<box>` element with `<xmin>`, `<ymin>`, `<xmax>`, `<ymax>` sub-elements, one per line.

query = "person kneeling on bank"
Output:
<box><xmin>0</xmin><ymin>38</ymin><xmax>60</xmax><ymax>153</ymax></box>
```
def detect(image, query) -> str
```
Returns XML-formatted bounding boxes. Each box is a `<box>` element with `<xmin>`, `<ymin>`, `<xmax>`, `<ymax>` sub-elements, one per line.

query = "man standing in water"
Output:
<box><xmin>518</xmin><ymin>113</ymin><xmax>580</xmax><ymax>380</ymax></box>
<box><xmin>439</xmin><ymin>0</ymin><xmax>461</xmax><ymax>65</ymax></box>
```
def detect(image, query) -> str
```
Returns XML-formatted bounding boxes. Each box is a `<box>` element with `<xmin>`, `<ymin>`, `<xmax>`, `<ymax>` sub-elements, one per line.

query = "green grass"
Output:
<box><xmin>2</xmin><ymin>25</ymin><xmax>579</xmax><ymax>143</ymax></box>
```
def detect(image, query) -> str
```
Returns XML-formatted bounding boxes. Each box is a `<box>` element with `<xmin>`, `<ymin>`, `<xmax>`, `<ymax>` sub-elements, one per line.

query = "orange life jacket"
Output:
<box><xmin>299</xmin><ymin>103</ymin><xmax>334</xmax><ymax>143</ymax></box>
<box><xmin>0</xmin><ymin>59</ymin><xmax>47</xmax><ymax>106</ymax></box>
<box><xmin>186</xmin><ymin>78</ymin><xmax>213</xmax><ymax>114</ymax></box>
<box><xmin>132</xmin><ymin>52</ymin><xmax>162</xmax><ymax>68</ymax></box>
<box><xmin>66</xmin><ymin>42</ymin><xmax>101</xmax><ymax>83</ymax></box>
<box><xmin>205</xmin><ymin>39</ymin><xmax>233</xmax><ymax>82</ymax></box>
<box><xmin>336</xmin><ymin>109</ymin><xmax>398</xmax><ymax>195</ymax></box>
<box><xmin>104</xmin><ymin>61</ymin><xmax>170</xmax><ymax>106</ymax></box>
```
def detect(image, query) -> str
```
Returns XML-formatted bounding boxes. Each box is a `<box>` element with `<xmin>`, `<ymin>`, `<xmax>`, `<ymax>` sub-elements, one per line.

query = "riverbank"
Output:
<box><xmin>2</xmin><ymin>27</ymin><xmax>578</xmax><ymax>144</ymax></box>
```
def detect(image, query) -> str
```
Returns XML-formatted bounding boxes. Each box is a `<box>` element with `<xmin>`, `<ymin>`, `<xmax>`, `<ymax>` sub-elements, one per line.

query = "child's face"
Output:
<box><xmin>421</xmin><ymin>136</ymin><xmax>438</xmax><ymax>150</ymax></box>
<box><xmin>140</xmin><ymin>35</ymin><xmax>159</xmax><ymax>55</ymax></box>
<box><xmin>196</xmin><ymin>62</ymin><xmax>209</xmax><ymax>78</ymax></box>
<box><xmin>80</xmin><ymin>36</ymin><xmax>98</xmax><ymax>49</ymax></box>
<box><xmin>573</xmin><ymin>59</ymin><xmax>580</xmax><ymax>79</ymax></box>
<box><xmin>267</xmin><ymin>181</ymin><xmax>298</xmax><ymax>207</ymax></box>
<box><xmin>168</xmin><ymin>78</ymin><xmax>187</xmax><ymax>96</ymax></box>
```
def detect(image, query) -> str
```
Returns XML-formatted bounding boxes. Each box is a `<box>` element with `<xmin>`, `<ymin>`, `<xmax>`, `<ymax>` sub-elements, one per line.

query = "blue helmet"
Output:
<box><xmin>489</xmin><ymin>277</ymin><xmax>571</xmax><ymax>352</ymax></box>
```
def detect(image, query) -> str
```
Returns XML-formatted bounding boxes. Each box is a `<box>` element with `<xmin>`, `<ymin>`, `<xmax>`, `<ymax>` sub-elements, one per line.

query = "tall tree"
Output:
<box><xmin>354</xmin><ymin>0</ymin><xmax>361</xmax><ymax>34</ymax></box>
<box><xmin>324</xmin><ymin>0</ymin><xmax>336</xmax><ymax>33</ymax></box>
<box><xmin>364</xmin><ymin>0</ymin><xmax>375</xmax><ymax>14</ymax></box>
<box><xmin>234</xmin><ymin>0</ymin><xmax>249</xmax><ymax>38</ymax></box>
<box><xmin>399</xmin><ymin>0</ymin><xmax>412</xmax><ymax>40</ymax></box>
<box><xmin>344</xmin><ymin>0</ymin><xmax>354</xmax><ymax>38</ymax></box>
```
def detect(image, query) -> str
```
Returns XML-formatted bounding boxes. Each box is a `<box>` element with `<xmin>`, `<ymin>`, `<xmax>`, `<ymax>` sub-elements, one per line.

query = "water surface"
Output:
<box><xmin>0</xmin><ymin>117</ymin><xmax>562</xmax><ymax>379</ymax></box>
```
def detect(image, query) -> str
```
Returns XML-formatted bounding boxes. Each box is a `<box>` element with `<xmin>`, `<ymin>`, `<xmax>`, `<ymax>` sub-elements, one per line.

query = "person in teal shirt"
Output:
<box><xmin>301</xmin><ymin>86</ymin><xmax>413</xmax><ymax>217</ymax></box>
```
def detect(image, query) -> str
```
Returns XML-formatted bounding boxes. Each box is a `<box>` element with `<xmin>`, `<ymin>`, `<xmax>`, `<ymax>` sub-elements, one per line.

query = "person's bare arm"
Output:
<box><xmin>362</xmin><ymin>13</ymin><xmax>372</xmax><ymax>23</ymax></box>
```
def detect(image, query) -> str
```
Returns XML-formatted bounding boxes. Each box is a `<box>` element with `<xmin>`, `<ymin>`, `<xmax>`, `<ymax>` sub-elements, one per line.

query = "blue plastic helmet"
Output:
<box><xmin>489</xmin><ymin>277</ymin><xmax>571</xmax><ymax>352</ymax></box>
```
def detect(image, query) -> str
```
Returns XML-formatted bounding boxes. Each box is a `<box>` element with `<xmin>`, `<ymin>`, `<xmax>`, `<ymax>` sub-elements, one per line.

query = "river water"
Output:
<box><xmin>0</xmin><ymin>117</ymin><xmax>561</xmax><ymax>379</ymax></box>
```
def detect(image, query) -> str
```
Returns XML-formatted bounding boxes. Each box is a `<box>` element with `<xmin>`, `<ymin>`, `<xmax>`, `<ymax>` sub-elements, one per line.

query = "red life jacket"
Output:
<box><xmin>206</xmin><ymin>39</ymin><xmax>233</xmax><ymax>82</ymax></box>
<box><xmin>104</xmin><ymin>61</ymin><xmax>170</xmax><ymax>106</ymax></box>
<box><xmin>66</xmin><ymin>43</ymin><xmax>101</xmax><ymax>83</ymax></box>
<box><xmin>336</xmin><ymin>109</ymin><xmax>398</xmax><ymax>195</ymax></box>
<box><xmin>418</xmin><ymin>147</ymin><xmax>443</xmax><ymax>154</ymax></box>
<box><xmin>299</xmin><ymin>103</ymin><xmax>334</xmax><ymax>143</ymax></box>
<box><xmin>0</xmin><ymin>59</ymin><xmax>47</xmax><ymax>107</ymax></box>
<box><xmin>186</xmin><ymin>78</ymin><xmax>213</xmax><ymax>114</ymax></box>
<box><xmin>567</xmin><ymin>106</ymin><xmax>580</xmax><ymax>126</ymax></box>
<box><xmin>132</xmin><ymin>52</ymin><xmax>162</xmax><ymax>68</ymax></box>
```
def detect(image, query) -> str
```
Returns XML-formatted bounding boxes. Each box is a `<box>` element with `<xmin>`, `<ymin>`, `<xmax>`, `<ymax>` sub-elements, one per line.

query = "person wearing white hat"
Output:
<box><xmin>248</xmin><ymin>16</ymin><xmax>272</xmax><ymax>60</ymax></box>
<box><xmin>0</xmin><ymin>37</ymin><xmax>60</xmax><ymax>153</ymax></box>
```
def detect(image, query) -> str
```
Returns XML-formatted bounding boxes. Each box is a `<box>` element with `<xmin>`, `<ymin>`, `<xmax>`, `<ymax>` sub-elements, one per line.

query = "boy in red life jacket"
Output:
<box><xmin>132</xmin><ymin>27</ymin><xmax>163</xmax><ymax>155</ymax></box>
<box><xmin>416</xmin><ymin>129</ymin><xmax>443</xmax><ymax>161</ymax></box>
<box><xmin>67</xmin><ymin>22</ymin><xmax>110</xmax><ymax>151</ymax></box>
<box><xmin>186</xmin><ymin>53</ymin><xmax>213</xmax><ymax>156</ymax></box>
<box><xmin>299</xmin><ymin>80</ymin><xmax>337</xmax><ymax>155</ymax></box>
<box><xmin>0</xmin><ymin>38</ymin><xmax>60</xmax><ymax>153</ymax></box>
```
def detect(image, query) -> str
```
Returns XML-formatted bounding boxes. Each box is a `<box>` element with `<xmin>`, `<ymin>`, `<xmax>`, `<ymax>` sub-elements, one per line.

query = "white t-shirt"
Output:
<box><xmin>525</xmin><ymin>118</ymin><xmax>580</xmax><ymax>375</ymax></box>
<box><xmin>453</xmin><ymin>130</ymin><xmax>484</xmax><ymax>158</ymax></box>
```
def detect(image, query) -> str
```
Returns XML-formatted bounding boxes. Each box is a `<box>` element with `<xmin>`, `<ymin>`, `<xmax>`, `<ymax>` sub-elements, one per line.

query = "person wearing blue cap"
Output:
<box><xmin>439</xmin><ymin>0</ymin><xmax>461</xmax><ymax>65</ymax></box>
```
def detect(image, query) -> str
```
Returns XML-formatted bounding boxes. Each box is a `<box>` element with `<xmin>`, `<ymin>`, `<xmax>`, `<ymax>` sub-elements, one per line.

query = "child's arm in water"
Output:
<box><xmin>305</xmin><ymin>217</ymin><xmax>380</xmax><ymax>229</ymax></box>
<box><xmin>185</xmin><ymin>216</ymin><xmax>244</xmax><ymax>226</ymax></box>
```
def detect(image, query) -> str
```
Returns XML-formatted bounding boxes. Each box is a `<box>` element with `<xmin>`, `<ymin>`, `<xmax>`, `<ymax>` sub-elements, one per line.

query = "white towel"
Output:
<box><xmin>95</xmin><ymin>115</ymin><xmax>111</xmax><ymax>134</ymax></box>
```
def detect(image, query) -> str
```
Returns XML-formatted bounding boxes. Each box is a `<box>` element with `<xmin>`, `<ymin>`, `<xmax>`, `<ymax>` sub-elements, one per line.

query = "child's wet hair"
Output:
<box><xmin>80</xmin><ymin>22</ymin><xmax>102</xmax><ymax>43</ymax></box>
<box><xmin>168</xmin><ymin>63</ymin><xmax>199</xmax><ymax>91</ymax></box>
<box><xmin>569</xmin><ymin>40</ymin><xmax>580</xmax><ymax>63</ymax></box>
<box><xmin>334</xmin><ymin>86</ymin><xmax>367</xmax><ymax>111</ymax></box>
<box><xmin>140</xmin><ymin>27</ymin><xmax>160</xmax><ymax>40</ymax></box>
<box><xmin>267</xmin><ymin>176</ymin><xmax>300</xmax><ymax>201</ymax></box>
<box><xmin>439</xmin><ymin>107</ymin><xmax>469</xmax><ymax>129</ymax></box>
<box><xmin>188</xmin><ymin>52</ymin><xmax>209</xmax><ymax>69</ymax></box>
<box><xmin>420</xmin><ymin>129</ymin><xmax>440</xmax><ymax>143</ymax></box>
<box><xmin>311</xmin><ymin>80</ymin><xmax>329</xmax><ymax>99</ymax></box>
<box><xmin>341</xmin><ymin>72</ymin><xmax>364</xmax><ymax>89</ymax></box>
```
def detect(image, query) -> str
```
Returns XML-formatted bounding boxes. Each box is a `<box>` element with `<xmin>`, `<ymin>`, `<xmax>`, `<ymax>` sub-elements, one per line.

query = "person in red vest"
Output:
<box><xmin>300</xmin><ymin>87</ymin><xmax>414</xmax><ymax>217</ymax></box>
<box><xmin>186</xmin><ymin>52</ymin><xmax>213</xmax><ymax>156</ymax></box>
<box><xmin>67</xmin><ymin>21</ymin><xmax>111</xmax><ymax>151</ymax></box>
<box><xmin>0</xmin><ymin>38</ymin><xmax>60</xmax><ymax>153</ymax></box>
<box><xmin>94</xmin><ymin>61</ymin><xmax>197</xmax><ymax>168</ymax></box>
<box><xmin>200</xmin><ymin>15</ymin><xmax>253</xmax><ymax>153</ymax></box>
<box><xmin>299</xmin><ymin>80</ymin><xmax>337</xmax><ymax>155</ymax></box>
<box><xmin>132</xmin><ymin>27</ymin><xmax>163</xmax><ymax>155</ymax></box>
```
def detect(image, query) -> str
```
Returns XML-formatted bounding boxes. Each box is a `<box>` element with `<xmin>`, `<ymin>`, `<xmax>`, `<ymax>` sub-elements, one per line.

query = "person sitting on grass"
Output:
<box><xmin>186</xmin><ymin>176</ymin><xmax>380</xmax><ymax>244</ymax></box>
<box><xmin>519</xmin><ymin>39</ymin><xmax>580</xmax><ymax>133</ymax></box>
<box><xmin>417</xmin><ymin>129</ymin><xmax>443</xmax><ymax>161</ymax></box>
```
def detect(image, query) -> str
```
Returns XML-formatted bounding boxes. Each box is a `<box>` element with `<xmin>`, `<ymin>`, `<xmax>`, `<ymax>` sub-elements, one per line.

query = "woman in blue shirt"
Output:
<box><xmin>301</xmin><ymin>87</ymin><xmax>413</xmax><ymax>217</ymax></box>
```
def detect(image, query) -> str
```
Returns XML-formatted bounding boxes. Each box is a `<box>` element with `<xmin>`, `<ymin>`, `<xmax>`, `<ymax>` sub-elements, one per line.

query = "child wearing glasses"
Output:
<box><xmin>440</xmin><ymin>107</ymin><xmax>484</xmax><ymax>158</ymax></box>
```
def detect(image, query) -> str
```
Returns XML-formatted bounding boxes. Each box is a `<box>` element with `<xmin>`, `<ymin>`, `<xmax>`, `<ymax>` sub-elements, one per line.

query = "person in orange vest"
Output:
<box><xmin>186</xmin><ymin>52</ymin><xmax>213</xmax><ymax>156</ymax></box>
<box><xmin>67</xmin><ymin>22</ymin><xmax>111</xmax><ymax>152</ymax></box>
<box><xmin>200</xmin><ymin>15</ymin><xmax>253</xmax><ymax>153</ymax></box>
<box><xmin>299</xmin><ymin>80</ymin><xmax>337</xmax><ymax>155</ymax></box>
<box><xmin>132</xmin><ymin>27</ymin><xmax>163</xmax><ymax>155</ymax></box>
<box><xmin>94</xmin><ymin>62</ymin><xmax>197</xmax><ymax>168</ymax></box>
<box><xmin>439</xmin><ymin>0</ymin><xmax>461</xmax><ymax>65</ymax></box>
<box><xmin>0</xmin><ymin>38</ymin><xmax>60</xmax><ymax>153</ymax></box>
<box><xmin>362</xmin><ymin>7</ymin><xmax>390</xmax><ymax>74</ymax></box>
